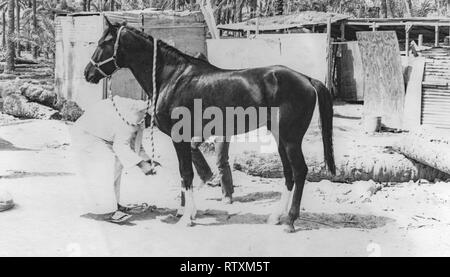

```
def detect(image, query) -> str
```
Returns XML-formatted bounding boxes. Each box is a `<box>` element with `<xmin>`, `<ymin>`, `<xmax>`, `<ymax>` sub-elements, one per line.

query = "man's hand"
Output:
<box><xmin>137</xmin><ymin>160</ymin><xmax>156</xmax><ymax>175</ymax></box>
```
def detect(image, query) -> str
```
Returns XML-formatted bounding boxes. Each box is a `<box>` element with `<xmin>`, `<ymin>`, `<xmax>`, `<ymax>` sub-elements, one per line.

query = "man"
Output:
<box><xmin>71</xmin><ymin>95</ymin><xmax>156</xmax><ymax>223</ymax></box>
<box><xmin>191</xmin><ymin>138</ymin><xmax>234</xmax><ymax>204</ymax></box>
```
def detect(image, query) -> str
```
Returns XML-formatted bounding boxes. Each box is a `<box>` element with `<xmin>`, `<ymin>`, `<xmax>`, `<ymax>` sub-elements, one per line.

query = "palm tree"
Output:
<box><xmin>16</xmin><ymin>0</ymin><xmax>20</xmax><ymax>57</ymax></box>
<box><xmin>32</xmin><ymin>0</ymin><xmax>37</xmax><ymax>58</ymax></box>
<box><xmin>274</xmin><ymin>0</ymin><xmax>283</xmax><ymax>15</ymax></box>
<box><xmin>5</xmin><ymin>0</ymin><xmax>15</xmax><ymax>73</ymax></box>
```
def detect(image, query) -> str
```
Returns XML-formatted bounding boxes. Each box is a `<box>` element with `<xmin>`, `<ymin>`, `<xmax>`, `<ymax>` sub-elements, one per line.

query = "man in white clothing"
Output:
<box><xmin>71</xmin><ymin>95</ymin><xmax>156</xmax><ymax>223</ymax></box>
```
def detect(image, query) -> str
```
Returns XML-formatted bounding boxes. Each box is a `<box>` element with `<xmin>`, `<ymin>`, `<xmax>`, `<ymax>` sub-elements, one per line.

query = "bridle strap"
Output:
<box><xmin>90</xmin><ymin>25</ymin><xmax>126</xmax><ymax>78</ymax></box>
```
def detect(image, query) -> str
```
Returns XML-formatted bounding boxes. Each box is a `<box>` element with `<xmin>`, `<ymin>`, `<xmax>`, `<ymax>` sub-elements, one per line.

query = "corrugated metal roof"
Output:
<box><xmin>218</xmin><ymin>11</ymin><xmax>350</xmax><ymax>32</ymax></box>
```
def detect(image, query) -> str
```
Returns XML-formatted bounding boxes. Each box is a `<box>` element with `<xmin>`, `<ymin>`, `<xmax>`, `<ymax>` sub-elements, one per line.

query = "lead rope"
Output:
<box><xmin>108</xmin><ymin>37</ymin><xmax>159</xmax><ymax>171</ymax></box>
<box><xmin>148</xmin><ymin>37</ymin><xmax>158</xmax><ymax>171</ymax></box>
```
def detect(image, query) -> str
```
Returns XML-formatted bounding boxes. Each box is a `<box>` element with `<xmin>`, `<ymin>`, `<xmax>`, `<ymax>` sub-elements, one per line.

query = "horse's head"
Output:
<box><xmin>84</xmin><ymin>18</ymin><xmax>127</xmax><ymax>84</ymax></box>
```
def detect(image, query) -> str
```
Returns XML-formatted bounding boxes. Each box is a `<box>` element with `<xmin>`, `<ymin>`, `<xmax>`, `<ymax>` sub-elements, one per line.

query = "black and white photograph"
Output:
<box><xmin>1</xmin><ymin>0</ymin><xmax>450</xmax><ymax>259</ymax></box>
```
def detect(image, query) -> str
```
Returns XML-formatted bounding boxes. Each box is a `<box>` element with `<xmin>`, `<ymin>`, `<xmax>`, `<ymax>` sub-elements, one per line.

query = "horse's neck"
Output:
<box><xmin>128</xmin><ymin>43</ymin><xmax>202</xmax><ymax>96</ymax></box>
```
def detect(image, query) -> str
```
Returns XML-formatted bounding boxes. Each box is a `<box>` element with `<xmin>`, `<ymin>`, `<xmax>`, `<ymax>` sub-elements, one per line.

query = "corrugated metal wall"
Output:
<box><xmin>421</xmin><ymin>48</ymin><xmax>450</xmax><ymax>129</ymax></box>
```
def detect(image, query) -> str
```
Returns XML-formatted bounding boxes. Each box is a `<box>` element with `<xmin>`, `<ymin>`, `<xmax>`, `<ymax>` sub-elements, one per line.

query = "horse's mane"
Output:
<box><xmin>117</xmin><ymin>23</ymin><xmax>210</xmax><ymax>66</ymax></box>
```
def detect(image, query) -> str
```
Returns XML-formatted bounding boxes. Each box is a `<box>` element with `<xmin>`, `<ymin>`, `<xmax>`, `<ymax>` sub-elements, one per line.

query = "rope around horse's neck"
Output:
<box><xmin>108</xmin><ymin>37</ymin><xmax>159</xmax><ymax>169</ymax></box>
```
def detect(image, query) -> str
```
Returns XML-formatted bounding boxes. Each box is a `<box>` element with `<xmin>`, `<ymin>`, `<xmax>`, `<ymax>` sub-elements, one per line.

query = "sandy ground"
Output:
<box><xmin>1</xmin><ymin>108</ymin><xmax>450</xmax><ymax>257</ymax></box>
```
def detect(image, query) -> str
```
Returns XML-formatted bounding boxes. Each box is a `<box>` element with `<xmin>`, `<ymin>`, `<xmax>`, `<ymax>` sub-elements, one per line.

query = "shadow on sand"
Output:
<box><xmin>81</xmin><ymin>206</ymin><xmax>394</xmax><ymax>231</ymax></box>
<box><xmin>0</xmin><ymin>137</ymin><xmax>33</xmax><ymax>151</ymax></box>
<box><xmin>207</xmin><ymin>191</ymin><xmax>281</xmax><ymax>204</ymax></box>
<box><xmin>0</xmin><ymin>171</ymin><xmax>74</xmax><ymax>179</ymax></box>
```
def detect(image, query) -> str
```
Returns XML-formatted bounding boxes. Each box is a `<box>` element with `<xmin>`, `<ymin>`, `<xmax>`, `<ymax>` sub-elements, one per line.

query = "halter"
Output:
<box><xmin>90</xmin><ymin>25</ymin><xmax>125</xmax><ymax>78</ymax></box>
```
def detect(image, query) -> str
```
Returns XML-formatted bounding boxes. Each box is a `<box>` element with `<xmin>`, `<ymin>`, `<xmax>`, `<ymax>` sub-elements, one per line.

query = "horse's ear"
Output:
<box><xmin>121</xmin><ymin>21</ymin><xmax>128</xmax><ymax>27</ymax></box>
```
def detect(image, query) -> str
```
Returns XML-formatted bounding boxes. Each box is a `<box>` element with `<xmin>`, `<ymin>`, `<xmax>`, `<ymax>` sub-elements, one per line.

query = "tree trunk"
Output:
<box><xmin>3</xmin><ymin>94</ymin><xmax>61</xmax><ymax>120</ymax></box>
<box><xmin>380</xmin><ymin>0</ymin><xmax>387</xmax><ymax>18</ymax></box>
<box><xmin>397</xmin><ymin>128</ymin><xmax>450</xmax><ymax>175</ymax></box>
<box><xmin>32</xmin><ymin>0</ymin><xmax>37</xmax><ymax>59</ymax></box>
<box><xmin>82</xmin><ymin>0</ymin><xmax>87</xmax><ymax>11</ymax></box>
<box><xmin>110</xmin><ymin>0</ymin><xmax>115</xmax><ymax>11</ymax></box>
<box><xmin>404</xmin><ymin>0</ymin><xmax>413</xmax><ymax>17</ymax></box>
<box><xmin>87</xmin><ymin>0</ymin><xmax>91</xmax><ymax>11</ymax></box>
<box><xmin>2</xmin><ymin>11</ymin><xmax>6</xmax><ymax>49</ymax></box>
<box><xmin>5</xmin><ymin>0</ymin><xmax>16</xmax><ymax>73</ymax></box>
<box><xmin>16</xmin><ymin>0</ymin><xmax>20</xmax><ymax>58</ymax></box>
<box><xmin>448</xmin><ymin>0</ymin><xmax>450</xmax><ymax>16</ymax></box>
<box><xmin>233</xmin><ymin>149</ymin><xmax>450</xmax><ymax>183</ymax></box>
<box><xmin>274</xmin><ymin>0</ymin><xmax>284</xmax><ymax>15</ymax></box>
<box><xmin>386</xmin><ymin>0</ymin><xmax>394</xmax><ymax>18</ymax></box>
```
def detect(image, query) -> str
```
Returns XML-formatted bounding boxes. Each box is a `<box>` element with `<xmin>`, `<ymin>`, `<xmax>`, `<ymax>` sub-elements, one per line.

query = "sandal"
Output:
<box><xmin>118</xmin><ymin>203</ymin><xmax>152</xmax><ymax>215</ymax></box>
<box><xmin>108</xmin><ymin>211</ymin><xmax>132</xmax><ymax>224</ymax></box>
<box><xmin>0</xmin><ymin>200</ymin><xmax>14</xmax><ymax>212</ymax></box>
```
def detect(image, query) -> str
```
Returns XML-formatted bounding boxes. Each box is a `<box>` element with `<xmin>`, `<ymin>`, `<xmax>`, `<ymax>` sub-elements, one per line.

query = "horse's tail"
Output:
<box><xmin>310</xmin><ymin>79</ymin><xmax>336</xmax><ymax>175</ymax></box>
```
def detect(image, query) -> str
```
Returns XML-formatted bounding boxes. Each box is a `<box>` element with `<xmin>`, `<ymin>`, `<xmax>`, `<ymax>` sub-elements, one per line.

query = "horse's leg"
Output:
<box><xmin>282</xmin><ymin>102</ymin><xmax>315</xmax><ymax>233</ymax></box>
<box><xmin>275</xmin><ymin>95</ymin><xmax>315</xmax><ymax>232</ymax></box>
<box><xmin>283</xmin><ymin>140</ymin><xmax>308</xmax><ymax>233</ymax></box>
<box><xmin>173</xmin><ymin>142</ymin><xmax>197</xmax><ymax>227</ymax></box>
<box><xmin>177</xmin><ymin>140</ymin><xmax>213</xmax><ymax>217</ymax></box>
<box><xmin>267</xmin><ymin>140</ymin><xmax>294</xmax><ymax>225</ymax></box>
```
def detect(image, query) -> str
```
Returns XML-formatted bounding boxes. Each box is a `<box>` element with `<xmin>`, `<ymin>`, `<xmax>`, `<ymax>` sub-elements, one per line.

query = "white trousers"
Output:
<box><xmin>70</xmin><ymin>127</ymin><xmax>124</xmax><ymax>214</ymax></box>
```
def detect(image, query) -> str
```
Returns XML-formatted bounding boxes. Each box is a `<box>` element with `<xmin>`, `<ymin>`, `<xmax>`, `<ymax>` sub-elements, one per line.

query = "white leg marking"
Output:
<box><xmin>268</xmin><ymin>187</ymin><xmax>293</xmax><ymax>225</ymax></box>
<box><xmin>177</xmin><ymin>188</ymin><xmax>196</xmax><ymax>227</ymax></box>
<box><xmin>176</xmin><ymin>206</ymin><xmax>185</xmax><ymax>217</ymax></box>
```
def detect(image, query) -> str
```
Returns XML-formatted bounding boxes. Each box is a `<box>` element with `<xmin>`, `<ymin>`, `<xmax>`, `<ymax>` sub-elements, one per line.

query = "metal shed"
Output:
<box><xmin>55</xmin><ymin>10</ymin><xmax>207</xmax><ymax>110</ymax></box>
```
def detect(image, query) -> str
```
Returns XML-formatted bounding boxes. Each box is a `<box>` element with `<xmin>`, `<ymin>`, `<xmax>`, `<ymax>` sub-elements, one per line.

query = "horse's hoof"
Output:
<box><xmin>222</xmin><ymin>196</ymin><xmax>233</xmax><ymax>205</ymax></box>
<box><xmin>176</xmin><ymin>207</ymin><xmax>184</xmax><ymax>217</ymax></box>
<box><xmin>267</xmin><ymin>214</ymin><xmax>282</xmax><ymax>225</ymax></box>
<box><xmin>176</xmin><ymin>217</ymin><xmax>195</xmax><ymax>227</ymax></box>
<box><xmin>177</xmin><ymin>221</ymin><xmax>195</xmax><ymax>227</ymax></box>
<box><xmin>190</xmin><ymin>208</ymin><xmax>197</xmax><ymax>219</ymax></box>
<box><xmin>284</xmin><ymin>224</ymin><xmax>296</xmax><ymax>233</ymax></box>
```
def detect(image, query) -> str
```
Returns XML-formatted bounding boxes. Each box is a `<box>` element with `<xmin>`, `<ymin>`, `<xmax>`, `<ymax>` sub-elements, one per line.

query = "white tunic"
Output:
<box><xmin>73</xmin><ymin>95</ymin><xmax>150</xmax><ymax>169</ymax></box>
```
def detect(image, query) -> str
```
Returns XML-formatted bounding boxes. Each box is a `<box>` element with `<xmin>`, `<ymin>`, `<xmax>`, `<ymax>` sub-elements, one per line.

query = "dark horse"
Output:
<box><xmin>84</xmin><ymin>19</ymin><xmax>335</xmax><ymax>232</ymax></box>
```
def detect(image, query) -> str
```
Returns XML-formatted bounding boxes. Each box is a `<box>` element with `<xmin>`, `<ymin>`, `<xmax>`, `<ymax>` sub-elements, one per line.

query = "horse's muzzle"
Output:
<box><xmin>84</xmin><ymin>64</ymin><xmax>100</xmax><ymax>84</ymax></box>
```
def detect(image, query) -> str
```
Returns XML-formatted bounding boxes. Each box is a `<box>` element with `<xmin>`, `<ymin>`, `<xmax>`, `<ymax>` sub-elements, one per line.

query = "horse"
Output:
<box><xmin>84</xmin><ymin>19</ymin><xmax>336</xmax><ymax>233</ymax></box>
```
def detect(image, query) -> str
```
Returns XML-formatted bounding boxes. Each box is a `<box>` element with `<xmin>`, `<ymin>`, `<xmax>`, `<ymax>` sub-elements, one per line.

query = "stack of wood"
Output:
<box><xmin>0</xmin><ymin>80</ymin><xmax>83</xmax><ymax>121</ymax></box>
<box><xmin>396</xmin><ymin>126</ymin><xmax>450</xmax><ymax>176</ymax></box>
<box><xmin>233</xmin><ymin>145</ymin><xmax>450</xmax><ymax>183</ymax></box>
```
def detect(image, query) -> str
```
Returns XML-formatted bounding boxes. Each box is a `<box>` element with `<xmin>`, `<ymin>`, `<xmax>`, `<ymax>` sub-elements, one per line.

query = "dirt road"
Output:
<box><xmin>1</xmin><ymin>119</ymin><xmax>450</xmax><ymax>256</ymax></box>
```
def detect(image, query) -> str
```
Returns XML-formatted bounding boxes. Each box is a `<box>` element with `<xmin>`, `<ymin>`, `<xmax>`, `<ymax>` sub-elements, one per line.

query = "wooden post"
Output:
<box><xmin>200</xmin><ymin>0</ymin><xmax>220</xmax><ymax>39</ymax></box>
<box><xmin>435</xmin><ymin>24</ymin><xmax>439</xmax><ymax>47</ymax></box>
<box><xmin>405</xmin><ymin>24</ymin><xmax>411</xmax><ymax>57</ymax></box>
<box><xmin>372</xmin><ymin>22</ymin><xmax>377</xmax><ymax>32</ymax></box>
<box><xmin>340</xmin><ymin>21</ymin><xmax>346</xmax><ymax>41</ymax></box>
<box><xmin>418</xmin><ymin>34</ymin><xmax>423</xmax><ymax>48</ymax></box>
<box><xmin>256</xmin><ymin>17</ymin><xmax>260</xmax><ymax>36</ymax></box>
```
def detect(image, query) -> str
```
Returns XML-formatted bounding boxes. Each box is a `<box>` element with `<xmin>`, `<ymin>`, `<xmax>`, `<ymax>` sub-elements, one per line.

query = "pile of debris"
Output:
<box><xmin>0</xmin><ymin>79</ymin><xmax>83</xmax><ymax>122</ymax></box>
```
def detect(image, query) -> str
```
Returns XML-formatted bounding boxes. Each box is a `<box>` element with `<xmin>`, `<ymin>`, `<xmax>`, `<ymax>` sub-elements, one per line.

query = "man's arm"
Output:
<box><xmin>112</xmin><ymin>128</ymin><xmax>144</xmax><ymax>170</ymax></box>
<box><xmin>133</xmin><ymin>127</ymin><xmax>151</xmax><ymax>161</ymax></box>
